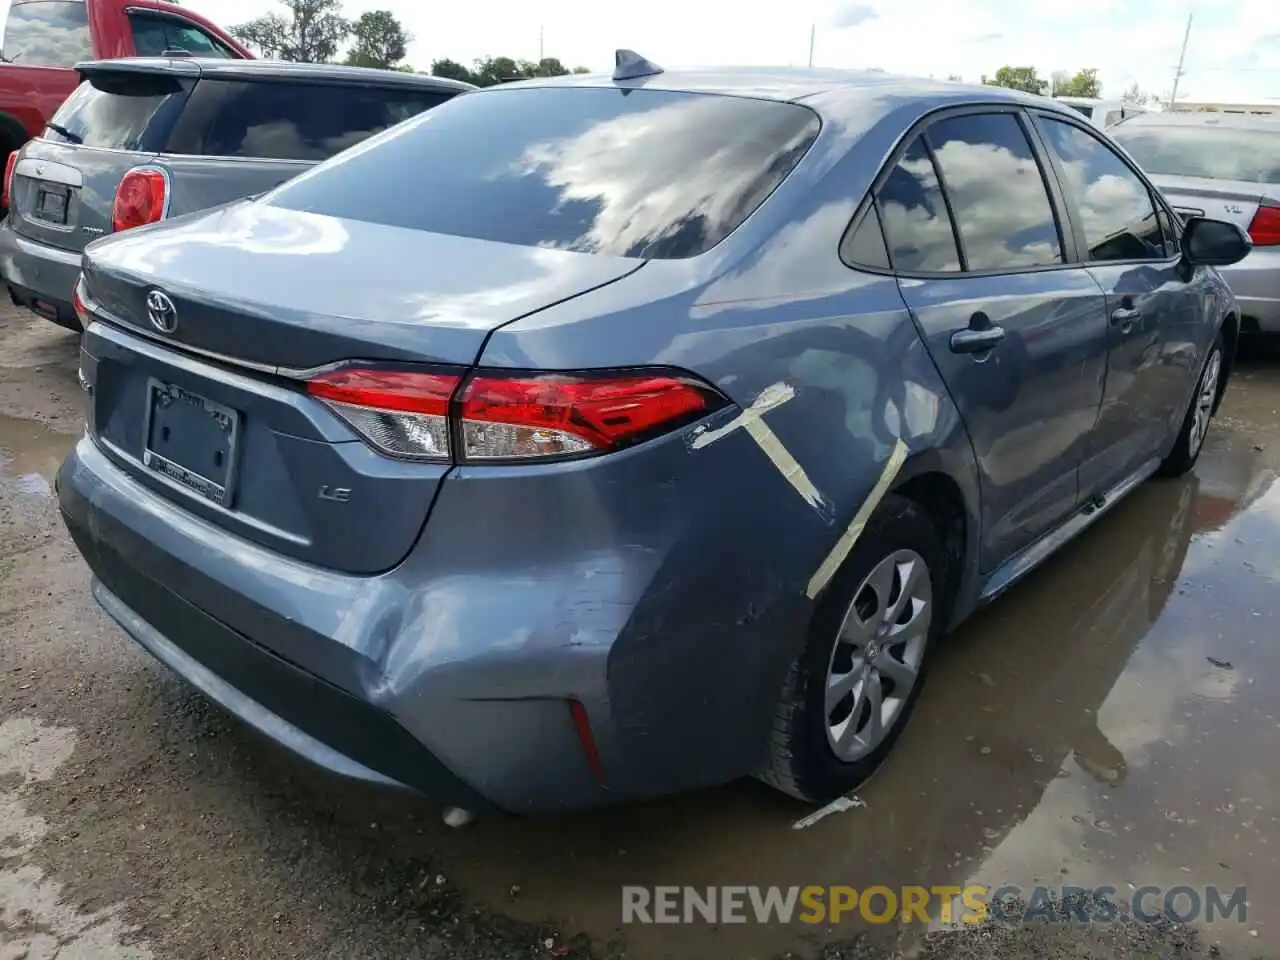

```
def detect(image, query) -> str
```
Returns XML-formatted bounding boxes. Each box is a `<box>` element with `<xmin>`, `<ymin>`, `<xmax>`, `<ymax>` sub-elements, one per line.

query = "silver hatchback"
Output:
<box><xmin>1112</xmin><ymin>112</ymin><xmax>1280</xmax><ymax>334</ymax></box>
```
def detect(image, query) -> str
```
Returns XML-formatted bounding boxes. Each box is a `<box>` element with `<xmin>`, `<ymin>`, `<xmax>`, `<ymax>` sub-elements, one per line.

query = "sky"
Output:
<box><xmin>172</xmin><ymin>0</ymin><xmax>1280</xmax><ymax>103</ymax></box>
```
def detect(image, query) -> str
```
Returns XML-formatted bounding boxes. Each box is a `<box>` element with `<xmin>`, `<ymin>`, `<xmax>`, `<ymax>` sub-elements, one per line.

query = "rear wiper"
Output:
<box><xmin>45</xmin><ymin>122</ymin><xmax>83</xmax><ymax>144</ymax></box>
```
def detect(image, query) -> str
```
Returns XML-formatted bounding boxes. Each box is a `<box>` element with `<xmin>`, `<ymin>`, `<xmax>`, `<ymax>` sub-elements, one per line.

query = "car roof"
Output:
<box><xmin>74</xmin><ymin>57</ymin><xmax>476</xmax><ymax>92</ymax></box>
<box><xmin>482</xmin><ymin>65</ymin><xmax>1067</xmax><ymax>112</ymax></box>
<box><xmin>1113</xmin><ymin>110</ymin><xmax>1280</xmax><ymax>132</ymax></box>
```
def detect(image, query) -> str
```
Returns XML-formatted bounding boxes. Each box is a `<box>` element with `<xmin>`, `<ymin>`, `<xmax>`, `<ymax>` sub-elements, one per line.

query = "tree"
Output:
<box><xmin>983</xmin><ymin>66</ymin><xmax>1047</xmax><ymax>95</ymax></box>
<box><xmin>231</xmin><ymin>0</ymin><xmax>348</xmax><ymax>62</ymax></box>
<box><xmin>946</xmin><ymin>73</ymin><xmax>963</xmax><ymax>82</ymax></box>
<box><xmin>1122</xmin><ymin>81</ymin><xmax>1158</xmax><ymax>106</ymax></box>
<box><xmin>1059</xmin><ymin>68</ymin><xmax>1101</xmax><ymax>98</ymax></box>
<box><xmin>429</xmin><ymin>55</ymin><xmax>591</xmax><ymax>86</ymax></box>
<box><xmin>430</xmin><ymin>58</ymin><xmax>474</xmax><ymax>83</ymax></box>
<box><xmin>344</xmin><ymin>9</ymin><xmax>410</xmax><ymax>69</ymax></box>
<box><xmin>469</xmin><ymin>55</ymin><xmax>522</xmax><ymax>86</ymax></box>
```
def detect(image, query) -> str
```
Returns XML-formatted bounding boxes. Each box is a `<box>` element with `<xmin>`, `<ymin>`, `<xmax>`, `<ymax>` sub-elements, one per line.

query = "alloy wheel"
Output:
<box><xmin>1189</xmin><ymin>348</ymin><xmax>1221</xmax><ymax>458</ymax></box>
<box><xmin>824</xmin><ymin>549</ymin><xmax>932</xmax><ymax>763</ymax></box>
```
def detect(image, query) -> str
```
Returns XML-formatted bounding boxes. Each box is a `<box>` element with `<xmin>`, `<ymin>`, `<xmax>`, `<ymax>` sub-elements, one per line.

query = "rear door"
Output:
<box><xmin>1031</xmin><ymin>112</ymin><xmax>1200</xmax><ymax>496</ymax></box>
<box><xmin>868</xmin><ymin>108</ymin><xmax>1109</xmax><ymax>571</ymax></box>
<box><xmin>153</xmin><ymin>76</ymin><xmax>461</xmax><ymax>215</ymax></box>
<box><xmin>10</xmin><ymin>68</ymin><xmax>190</xmax><ymax>253</ymax></box>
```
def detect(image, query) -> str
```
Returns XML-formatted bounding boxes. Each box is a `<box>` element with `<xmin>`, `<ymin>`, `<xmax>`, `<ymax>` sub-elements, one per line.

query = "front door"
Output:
<box><xmin>1031</xmin><ymin>113</ymin><xmax>1199</xmax><ymax>497</ymax></box>
<box><xmin>870</xmin><ymin>109</ymin><xmax>1110</xmax><ymax>571</ymax></box>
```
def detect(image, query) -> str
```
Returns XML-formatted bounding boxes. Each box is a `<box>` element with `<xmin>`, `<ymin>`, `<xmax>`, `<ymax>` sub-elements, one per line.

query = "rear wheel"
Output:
<box><xmin>757</xmin><ymin>494</ymin><xmax>947</xmax><ymax>803</ymax></box>
<box><xmin>1158</xmin><ymin>335</ymin><xmax>1223</xmax><ymax>478</ymax></box>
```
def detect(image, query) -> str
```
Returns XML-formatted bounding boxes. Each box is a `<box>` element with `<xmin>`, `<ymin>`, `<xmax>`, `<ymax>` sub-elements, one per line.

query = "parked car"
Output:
<box><xmin>1110</xmin><ymin>112</ymin><xmax>1280</xmax><ymax>335</ymax></box>
<box><xmin>1</xmin><ymin>57</ymin><xmax>473</xmax><ymax>329</ymax></box>
<box><xmin>56</xmin><ymin>59</ymin><xmax>1248</xmax><ymax>815</ymax></box>
<box><xmin>0</xmin><ymin>0</ymin><xmax>251</xmax><ymax>208</ymax></box>
<box><xmin>1054</xmin><ymin>96</ymin><xmax>1152</xmax><ymax>129</ymax></box>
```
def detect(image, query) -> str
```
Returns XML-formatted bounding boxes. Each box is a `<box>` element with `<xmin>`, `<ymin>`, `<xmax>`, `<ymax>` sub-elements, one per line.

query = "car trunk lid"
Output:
<box><xmin>82</xmin><ymin>201</ymin><xmax>643</xmax><ymax>368</ymax></box>
<box><xmin>1149</xmin><ymin>173</ymin><xmax>1278</xmax><ymax>231</ymax></box>
<box><xmin>79</xmin><ymin>203</ymin><xmax>643</xmax><ymax>574</ymax></box>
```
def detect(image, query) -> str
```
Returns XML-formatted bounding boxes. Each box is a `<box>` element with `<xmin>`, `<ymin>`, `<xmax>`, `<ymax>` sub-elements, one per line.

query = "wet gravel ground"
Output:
<box><xmin>2</xmin><ymin>303</ymin><xmax>1277</xmax><ymax>960</ymax></box>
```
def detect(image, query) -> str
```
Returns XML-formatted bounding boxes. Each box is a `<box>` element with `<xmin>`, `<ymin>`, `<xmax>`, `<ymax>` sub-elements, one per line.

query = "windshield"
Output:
<box><xmin>1064</xmin><ymin>103</ymin><xmax>1094</xmax><ymax>119</ymax></box>
<box><xmin>1112</xmin><ymin>124</ymin><xmax>1280</xmax><ymax>183</ymax></box>
<box><xmin>265</xmin><ymin>86</ymin><xmax>821</xmax><ymax>260</ymax></box>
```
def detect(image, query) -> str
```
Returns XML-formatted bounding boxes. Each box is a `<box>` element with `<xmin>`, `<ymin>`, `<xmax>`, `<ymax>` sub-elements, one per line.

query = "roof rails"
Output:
<box><xmin>613</xmin><ymin>49</ymin><xmax>662</xmax><ymax>82</ymax></box>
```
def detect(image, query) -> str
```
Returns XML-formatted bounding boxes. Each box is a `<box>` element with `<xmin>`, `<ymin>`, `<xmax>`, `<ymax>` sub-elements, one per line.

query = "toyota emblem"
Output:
<box><xmin>145</xmin><ymin>290</ymin><xmax>178</xmax><ymax>334</ymax></box>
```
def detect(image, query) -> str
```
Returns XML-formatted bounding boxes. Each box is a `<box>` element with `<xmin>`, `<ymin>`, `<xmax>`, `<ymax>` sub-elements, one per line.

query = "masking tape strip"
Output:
<box><xmin>691</xmin><ymin>382</ymin><xmax>827</xmax><ymax>513</ymax></box>
<box><xmin>743</xmin><ymin>418</ymin><xmax>826</xmax><ymax>512</ymax></box>
<box><xmin>792</xmin><ymin>794</ymin><xmax>866</xmax><ymax>830</ymax></box>
<box><xmin>805</xmin><ymin>439</ymin><xmax>909</xmax><ymax>600</ymax></box>
<box><xmin>691</xmin><ymin>382</ymin><xmax>796</xmax><ymax>450</ymax></box>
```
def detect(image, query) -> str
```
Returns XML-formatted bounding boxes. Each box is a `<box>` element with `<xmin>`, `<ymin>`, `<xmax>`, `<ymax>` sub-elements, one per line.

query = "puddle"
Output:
<box><xmin>399</xmin><ymin>371</ymin><xmax>1280</xmax><ymax>959</ymax></box>
<box><xmin>0</xmin><ymin>414</ymin><xmax>77</xmax><ymax>499</ymax></box>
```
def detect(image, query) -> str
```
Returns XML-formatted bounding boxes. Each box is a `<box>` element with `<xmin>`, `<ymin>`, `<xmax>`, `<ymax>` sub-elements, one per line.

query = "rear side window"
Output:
<box><xmin>926</xmin><ymin>113</ymin><xmax>1063</xmax><ymax>270</ymax></box>
<box><xmin>44</xmin><ymin>72</ymin><xmax>186</xmax><ymax>150</ymax></box>
<box><xmin>164</xmin><ymin>80</ymin><xmax>456</xmax><ymax>161</ymax></box>
<box><xmin>129</xmin><ymin>14</ymin><xmax>235</xmax><ymax>58</ymax></box>
<box><xmin>875</xmin><ymin>136</ymin><xmax>962</xmax><ymax>272</ymax></box>
<box><xmin>1</xmin><ymin>0</ymin><xmax>91</xmax><ymax>66</ymax></box>
<box><xmin>265</xmin><ymin>86</ymin><xmax>821</xmax><ymax>259</ymax></box>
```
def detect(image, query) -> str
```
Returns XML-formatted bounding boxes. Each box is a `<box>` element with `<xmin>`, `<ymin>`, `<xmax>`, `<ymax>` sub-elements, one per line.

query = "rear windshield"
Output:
<box><xmin>265</xmin><ymin>86</ymin><xmax>822</xmax><ymax>259</ymax></box>
<box><xmin>45</xmin><ymin>72</ymin><xmax>186</xmax><ymax>150</ymax></box>
<box><xmin>164</xmin><ymin>79</ymin><xmax>458</xmax><ymax>161</ymax></box>
<box><xmin>1</xmin><ymin>0</ymin><xmax>91</xmax><ymax>66</ymax></box>
<box><xmin>1112</xmin><ymin>124</ymin><xmax>1280</xmax><ymax>183</ymax></box>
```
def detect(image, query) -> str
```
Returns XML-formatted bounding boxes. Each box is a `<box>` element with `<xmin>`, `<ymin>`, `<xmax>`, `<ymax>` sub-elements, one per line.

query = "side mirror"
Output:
<box><xmin>1180</xmin><ymin>216</ymin><xmax>1253</xmax><ymax>267</ymax></box>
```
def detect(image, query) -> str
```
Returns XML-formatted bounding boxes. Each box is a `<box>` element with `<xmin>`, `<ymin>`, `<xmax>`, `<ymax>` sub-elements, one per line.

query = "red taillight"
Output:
<box><xmin>306</xmin><ymin>368</ymin><xmax>460</xmax><ymax>461</ymax></box>
<box><xmin>2</xmin><ymin>151</ymin><xmax>17</xmax><ymax>210</ymax></box>
<box><xmin>458</xmin><ymin>372</ymin><xmax>723</xmax><ymax>460</ymax></box>
<box><xmin>111</xmin><ymin>167</ymin><xmax>168</xmax><ymax>232</ymax></box>
<box><xmin>305</xmin><ymin>366</ymin><xmax>726</xmax><ymax>463</ymax></box>
<box><xmin>1247</xmin><ymin>204</ymin><xmax>1280</xmax><ymax>246</ymax></box>
<box><xmin>72</xmin><ymin>278</ymin><xmax>91</xmax><ymax>327</ymax></box>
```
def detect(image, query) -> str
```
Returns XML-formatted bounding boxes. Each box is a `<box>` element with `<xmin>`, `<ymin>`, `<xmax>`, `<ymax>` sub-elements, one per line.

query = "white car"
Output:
<box><xmin>1055</xmin><ymin>96</ymin><xmax>1152</xmax><ymax>129</ymax></box>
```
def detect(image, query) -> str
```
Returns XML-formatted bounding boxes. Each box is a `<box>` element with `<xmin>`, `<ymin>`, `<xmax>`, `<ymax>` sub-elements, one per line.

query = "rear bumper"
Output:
<box><xmin>58</xmin><ymin>422</ymin><xmax>809</xmax><ymax>812</ymax></box>
<box><xmin>1219</xmin><ymin>247</ymin><xmax>1280</xmax><ymax>332</ymax></box>
<box><xmin>0</xmin><ymin>218</ymin><xmax>82</xmax><ymax>330</ymax></box>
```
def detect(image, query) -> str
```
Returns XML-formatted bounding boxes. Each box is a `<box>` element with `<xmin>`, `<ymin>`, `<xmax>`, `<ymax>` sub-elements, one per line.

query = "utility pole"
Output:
<box><xmin>808</xmin><ymin>23</ymin><xmax>815</xmax><ymax>67</ymax></box>
<box><xmin>539</xmin><ymin>25</ymin><xmax>544</xmax><ymax>62</ymax></box>
<box><xmin>1169</xmin><ymin>11</ymin><xmax>1192</xmax><ymax>109</ymax></box>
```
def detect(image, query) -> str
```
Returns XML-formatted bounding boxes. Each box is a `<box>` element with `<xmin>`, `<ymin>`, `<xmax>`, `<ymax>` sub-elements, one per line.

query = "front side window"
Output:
<box><xmin>875</xmin><ymin>136</ymin><xmax>961</xmax><ymax>272</ymax></box>
<box><xmin>1</xmin><ymin>0</ymin><xmax>91</xmax><ymax>66</ymax></box>
<box><xmin>265</xmin><ymin>86</ymin><xmax>821</xmax><ymax>259</ymax></box>
<box><xmin>165</xmin><ymin>80</ymin><xmax>457</xmax><ymax>161</ymax></box>
<box><xmin>1039</xmin><ymin>117</ymin><xmax>1169</xmax><ymax>262</ymax></box>
<box><xmin>926</xmin><ymin>112</ymin><xmax>1063</xmax><ymax>270</ymax></box>
<box><xmin>130</xmin><ymin>14</ymin><xmax>234</xmax><ymax>58</ymax></box>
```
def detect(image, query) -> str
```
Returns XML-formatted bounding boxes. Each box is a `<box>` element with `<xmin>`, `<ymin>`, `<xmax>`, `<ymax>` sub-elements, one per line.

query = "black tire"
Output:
<box><xmin>1157</xmin><ymin>335</ymin><xmax>1224</xmax><ymax>478</ymax></box>
<box><xmin>757</xmin><ymin>493</ymin><xmax>948</xmax><ymax>803</ymax></box>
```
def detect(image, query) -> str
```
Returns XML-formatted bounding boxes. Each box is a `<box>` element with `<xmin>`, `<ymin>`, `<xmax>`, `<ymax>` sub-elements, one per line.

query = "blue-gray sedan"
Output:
<box><xmin>57</xmin><ymin>56</ymin><xmax>1249</xmax><ymax>814</ymax></box>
